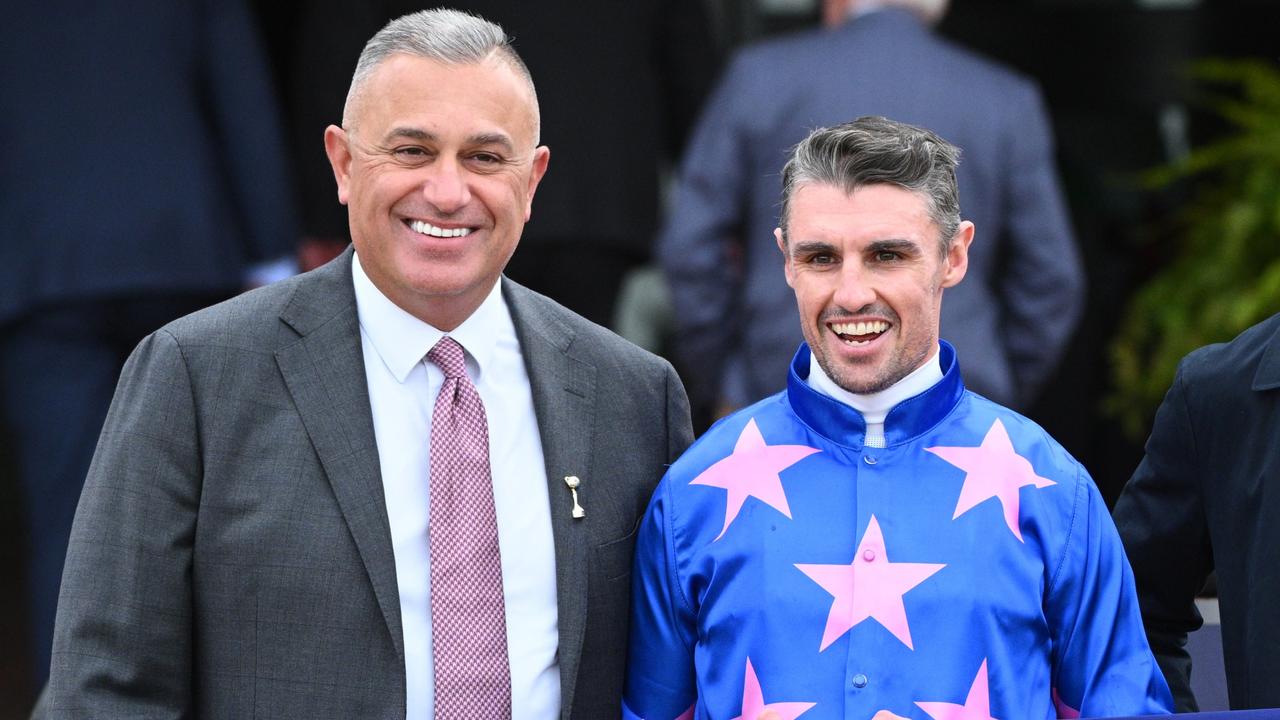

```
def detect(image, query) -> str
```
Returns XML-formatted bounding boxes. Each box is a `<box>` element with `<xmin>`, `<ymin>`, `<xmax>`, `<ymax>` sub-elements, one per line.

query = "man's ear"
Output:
<box><xmin>775</xmin><ymin>227</ymin><xmax>796</xmax><ymax>288</ymax></box>
<box><xmin>941</xmin><ymin>220</ymin><xmax>974</xmax><ymax>288</ymax></box>
<box><xmin>524</xmin><ymin>145</ymin><xmax>551</xmax><ymax>221</ymax></box>
<box><xmin>323</xmin><ymin>125</ymin><xmax>353</xmax><ymax>206</ymax></box>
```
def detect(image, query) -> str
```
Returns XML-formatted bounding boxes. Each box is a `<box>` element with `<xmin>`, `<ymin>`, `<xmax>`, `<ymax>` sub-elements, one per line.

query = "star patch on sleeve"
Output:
<box><xmin>690</xmin><ymin>417</ymin><xmax>820</xmax><ymax>540</ymax></box>
<box><xmin>925</xmin><ymin>418</ymin><xmax>1056</xmax><ymax>542</ymax></box>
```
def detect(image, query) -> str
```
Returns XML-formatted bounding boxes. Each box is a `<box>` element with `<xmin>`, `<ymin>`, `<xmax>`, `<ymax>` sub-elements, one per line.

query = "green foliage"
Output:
<box><xmin>1108</xmin><ymin>59</ymin><xmax>1280</xmax><ymax>440</ymax></box>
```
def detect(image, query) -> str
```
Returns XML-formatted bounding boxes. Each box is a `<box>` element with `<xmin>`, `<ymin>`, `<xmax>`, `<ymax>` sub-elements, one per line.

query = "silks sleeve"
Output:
<box><xmin>624</xmin><ymin>477</ymin><xmax>698</xmax><ymax>720</ymax></box>
<box><xmin>1045</xmin><ymin>467</ymin><xmax>1175</xmax><ymax>717</ymax></box>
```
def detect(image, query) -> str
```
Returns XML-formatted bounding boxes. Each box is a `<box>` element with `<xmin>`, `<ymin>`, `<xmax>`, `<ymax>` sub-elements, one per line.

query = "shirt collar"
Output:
<box><xmin>786</xmin><ymin>340</ymin><xmax>966</xmax><ymax>449</ymax></box>
<box><xmin>352</xmin><ymin>251</ymin><xmax>506</xmax><ymax>382</ymax></box>
<box><xmin>808</xmin><ymin>344</ymin><xmax>943</xmax><ymax>424</ymax></box>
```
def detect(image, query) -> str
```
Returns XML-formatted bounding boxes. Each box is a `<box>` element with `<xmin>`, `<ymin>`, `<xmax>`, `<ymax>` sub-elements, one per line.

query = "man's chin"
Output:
<box><xmin>834</xmin><ymin>375</ymin><xmax>895</xmax><ymax>396</ymax></box>
<box><xmin>816</xmin><ymin>350</ymin><xmax>897</xmax><ymax>396</ymax></box>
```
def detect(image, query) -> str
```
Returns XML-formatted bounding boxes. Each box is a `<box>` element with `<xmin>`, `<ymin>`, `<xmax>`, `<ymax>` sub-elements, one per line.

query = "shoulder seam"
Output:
<box><xmin>1047</xmin><ymin>462</ymin><xmax>1086</xmax><ymax>595</ymax></box>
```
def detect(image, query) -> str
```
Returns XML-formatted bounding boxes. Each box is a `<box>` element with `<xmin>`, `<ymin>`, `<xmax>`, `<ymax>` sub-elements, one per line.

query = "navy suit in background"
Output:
<box><xmin>1</xmin><ymin>0</ymin><xmax>297</xmax><ymax>691</ymax></box>
<box><xmin>1114</xmin><ymin>313</ymin><xmax>1280</xmax><ymax>711</ymax></box>
<box><xmin>661</xmin><ymin>8</ymin><xmax>1083</xmax><ymax>413</ymax></box>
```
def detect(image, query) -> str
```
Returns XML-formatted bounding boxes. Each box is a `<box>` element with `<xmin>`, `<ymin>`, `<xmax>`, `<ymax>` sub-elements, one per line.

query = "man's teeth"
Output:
<box><xmin>409</xmin><ymin>220</ymin><xmax>472</xmax><ymax>238</ymax></box>
<box><xmin>831</xmin><ymin>320</ymin><xmax>889</xmax><ymax>337</ymax></box>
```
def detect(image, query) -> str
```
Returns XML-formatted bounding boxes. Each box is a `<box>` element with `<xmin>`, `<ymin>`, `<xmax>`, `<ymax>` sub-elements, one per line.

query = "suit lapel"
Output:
<box><xmin>503</xmin><ymin>278</ymin><xmax>598</xmax><ymax>715</ymax></box>
<box><xmin>275</xmin><ymin>249</ymin><xmax>404</xmax><ymax>660</ymax></box>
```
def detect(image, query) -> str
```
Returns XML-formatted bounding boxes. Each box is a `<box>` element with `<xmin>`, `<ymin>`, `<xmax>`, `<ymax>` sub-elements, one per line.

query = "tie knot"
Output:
<box><xmin>427</xmin><ymin>336</ymin><xmax>468</xmax><ymax>379</ymax></box>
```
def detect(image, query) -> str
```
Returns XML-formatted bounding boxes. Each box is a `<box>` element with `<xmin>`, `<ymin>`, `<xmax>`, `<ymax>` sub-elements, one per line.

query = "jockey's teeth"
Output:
<box><xmin>831</xmin><ymin>320</ymin><xmax>888</xmax><ymax>337</ymax></box>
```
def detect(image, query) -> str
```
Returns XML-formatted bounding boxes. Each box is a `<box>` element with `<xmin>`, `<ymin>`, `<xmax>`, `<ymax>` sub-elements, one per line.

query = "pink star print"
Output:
<box><xmin>795</xmin><ymin>515</ymin><xmax>944</xmax><ymax>651</ymax></box>
<box><xmin>731</xmin><ymin>658</ymin><xmax>816</xmax><ymax>720</ymax></box>
<box><xmin>925</xmin><ymin>418</ymin><xmax>1056</xmax><ymax>542</ymax></box>
<box><xmin>916</xmin><ymin>659</ymin><xmax>999</xmax><ymax>720</ymax></box>
<box><xmin>690</xmin><ymin>418</ymin><xmax>820</xmax><ymax>540</ymax></box>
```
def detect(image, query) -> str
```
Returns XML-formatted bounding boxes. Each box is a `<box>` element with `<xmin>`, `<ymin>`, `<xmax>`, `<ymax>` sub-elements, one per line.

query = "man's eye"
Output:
<box><xmin>469</xmin><ymin>152</ymin><xmax>503</xmax><ymax>165</ymax></box>
<box><xmin>393</xmin><ymin>147</ymin><xmax>429</xmax><ymax>159</ymax></box>
<box><xmin>874</xmin><ymin>251</ymin><xmax>900</xmax><ymax>262</ymax></box>
<box><xmin>809</xmin><ymin>253</ymin><xmax>836</xmax><ymax>265</ymax></box>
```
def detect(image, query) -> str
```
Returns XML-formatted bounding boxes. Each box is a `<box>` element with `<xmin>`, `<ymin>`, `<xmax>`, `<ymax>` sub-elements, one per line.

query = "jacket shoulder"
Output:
<box><xmin>666</xmin><ymin>393</ymin><xmax>792</xmax><ymax>482</ymax></box>
<box><xmin>1179</xmin><ymin>312</ymin><xmax>1280</xmax><ymax>384</ymax></box>
<box><xmin>503</xmin><ymin>278</ymin><xmax>676</xmax><ymax>375</ymax></box>
<box><xmin>960</xmin><ymin>392</ymin><xmax>1088</xmax><ymax>479</ymax></box>
<box><xmin>157</xmin><ymin>264</ymin><xmax>344</xmax><ymax>354</ymax></box>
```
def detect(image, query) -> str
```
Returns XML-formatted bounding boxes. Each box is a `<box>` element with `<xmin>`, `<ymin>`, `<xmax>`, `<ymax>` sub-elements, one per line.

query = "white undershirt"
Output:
<box><xmin>808</xmin><ymin>344</ymin><xmax>943</xmax><ymax>448</ymax></box>
<box><xmin>353</xmin><ymin>253</ymin><xmax>559</xmax><ymax>720</ymax></box>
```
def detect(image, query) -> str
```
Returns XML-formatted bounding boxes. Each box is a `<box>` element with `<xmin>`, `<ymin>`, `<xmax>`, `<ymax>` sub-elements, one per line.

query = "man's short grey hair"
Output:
<box><xmin>342</xmin><ymin>8</ymin><xmax>538</xmax><ymax>137</ymax></box>
<box><xmin>778</xmin><ymin>115</ymin><xmax>962</xmax><ymax>253</ymax></box>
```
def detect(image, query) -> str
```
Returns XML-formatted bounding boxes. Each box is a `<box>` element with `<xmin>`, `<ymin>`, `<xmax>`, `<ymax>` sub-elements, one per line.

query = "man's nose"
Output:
<box><xmin>832</xmin><ymin>264</ymin><xmax>876</xmax><ymax>310</ymax></box>
<box><xmin>420</xmin><ymin>156</ymin><xmax>471</xmax><ymax>213</ymax></box>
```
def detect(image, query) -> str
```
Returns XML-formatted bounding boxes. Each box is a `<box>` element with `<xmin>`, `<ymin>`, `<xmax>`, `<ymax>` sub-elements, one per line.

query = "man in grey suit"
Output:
<box><xmin>42</xmin><ymin>9</ymin><xmax>693</xmax><ymax>718</ymax></box>
<box><xmin>662</xmin><ymin>0</ymin><xmax>1082</xmax><ymax>418</ymax></box>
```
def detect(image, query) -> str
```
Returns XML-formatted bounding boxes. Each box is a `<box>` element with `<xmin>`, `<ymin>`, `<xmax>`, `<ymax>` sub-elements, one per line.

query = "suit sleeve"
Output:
<box><xmin>625</xmin><ymin>478</ymin><xmax>698</xmax><ymax>720</ymax></box>
<box><xmin>657</xmin><ymin>54</ymin><xmax>753</xmax><ymax>411</ymax></box>
<box><xmin>199</xmin><ymin>0</ymin><xmax>298</xmax><ymax>264</ymax></box>
<box><xmin>41</xmin><ymin>330</ymin><xmax>200</xmax><ymax>717</ymax></box>
<box><xmin>998</xmin><ymin>81</ymin><xmax>1083</xmax><ymax>404</ymax></box>
<box><xmin>1112</xmin><ymin>364</ymin><xmax>1211</xmax><ymax>712</ymax></box>
<box><xmin>653</xmin><ymin>0</ymin><xmax>722</xmax><ymax>161</ymax></box>
<box><xmin>665</xmin><ymin>361</ymin><xmax>696</xmax><ymax>464</ymax></box>
<box><xmin>1045</xmin><ymin>467</ymin><xmax>1175</xmax><ymax>717</ymax></box>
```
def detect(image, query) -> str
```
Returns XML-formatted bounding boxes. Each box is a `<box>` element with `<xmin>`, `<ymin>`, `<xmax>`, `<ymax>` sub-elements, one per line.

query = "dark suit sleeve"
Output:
<box><xmin>653</xmin><ymin>0</ymin><xmax>722</xmax><ymax>160</ymax></box>
<box><xmin>658</xmin><ymin>55</ymin><xmax>753</xmax><ymax>409</ymax></box>
<box><xmin>998</xmin><ymin>81</ymin><xmax>1084</xmax><ymax>403</ymax></box>
<box><xmin>199</xmin><ymin>0</ymin><xmax>298</xmax><ymax>263</ymax></box>
<box><xmin>1112</xmin><ymin>364</ymin><xmax>1212</xmax><ymax>712</ymax></box>
<box><xmin>42</xmin><ymin>330</ymin><xmax>200</xmax><ymax>717</ymax></box>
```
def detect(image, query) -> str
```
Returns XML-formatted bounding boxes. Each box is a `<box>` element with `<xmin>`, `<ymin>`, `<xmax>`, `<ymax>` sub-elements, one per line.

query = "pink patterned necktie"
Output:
<box><xmin>426</xmin><ymin>336</ymin><xmax>511</xmax><ymax>718</ymax></box>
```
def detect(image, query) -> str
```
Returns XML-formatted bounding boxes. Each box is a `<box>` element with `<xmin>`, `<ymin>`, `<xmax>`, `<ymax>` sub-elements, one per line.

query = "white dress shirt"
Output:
<box><xmin>808</xmin><ymin>344</ymin><xmax>943</xmax><ymax>448</ymax></box>
<box><xmin>352</xmin><ymin>253</ymin><xmax>560</xmax><ymax>720</ymax></box>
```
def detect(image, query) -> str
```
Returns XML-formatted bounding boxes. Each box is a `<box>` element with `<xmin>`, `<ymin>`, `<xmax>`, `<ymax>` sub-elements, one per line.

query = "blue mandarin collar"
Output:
<box><xmin>785</xmin><ymin>341</ymin><xmax>966</xmax><ymax>450</ymax></box>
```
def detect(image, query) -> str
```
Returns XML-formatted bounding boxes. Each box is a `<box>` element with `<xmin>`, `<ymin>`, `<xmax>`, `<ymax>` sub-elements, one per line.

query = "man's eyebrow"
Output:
<box><xmin>466</xmin><ymin>132</ymin><xmax>515</xmax><ymax>153</ymax></box>
<box><xmin>384</xmin><ymin>127</ymin><xmax>437</xmax><ymax>143</ymax></box>
<box><xmin>790</xmin><ymin>240</ymin><xmax>838</xmax><ymax>256</ymax></box>
<box><xmin>867</xmin><ymin>239</ymin><xmax>921</xmax><ymax>254</ymax></box>
<box><xmin>380</xmin><ymin>128</ymin><xmax>516</xmax><ymax>154</ymax></box>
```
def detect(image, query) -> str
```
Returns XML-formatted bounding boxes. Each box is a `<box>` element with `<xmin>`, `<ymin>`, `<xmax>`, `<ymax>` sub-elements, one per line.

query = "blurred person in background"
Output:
<box><xmin>1</xmin><ymin>0</ymin><xmax>297</xmax><ymax>697</ymax></box>
<box><xmin>1114</xmin><ymin>312</ymin><xmax>1280</xmax><ymax>711</ymax></box>
<box><xmin>661</xmin><ymin>0</ymin><xmax>1082</xmax><ymax>422</ymax></box>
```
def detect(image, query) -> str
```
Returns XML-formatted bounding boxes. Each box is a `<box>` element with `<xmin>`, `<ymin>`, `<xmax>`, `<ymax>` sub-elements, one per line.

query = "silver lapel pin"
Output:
<box><xmin>563</xmin><ymin>475</ymin><xmax>586</xmax><ymax>519</ymax></box>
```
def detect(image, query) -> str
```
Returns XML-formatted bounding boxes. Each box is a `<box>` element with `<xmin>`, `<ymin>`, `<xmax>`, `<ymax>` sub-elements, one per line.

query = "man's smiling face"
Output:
<box><xmin>777</xmin><ymin>182</ymin><xmax>971</xmax><ymax>394</ymax></box>
<box><xmin>325</xmin><ymin>52</ymin><xmax>549</xmax><ymax>330</ymax></box>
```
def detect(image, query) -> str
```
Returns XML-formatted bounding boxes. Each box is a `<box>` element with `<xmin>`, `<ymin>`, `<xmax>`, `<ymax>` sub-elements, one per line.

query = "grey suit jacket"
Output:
<box><xmin>42</xmin><ymin>248</ymin><xmax>694</xmax><ymax>718</ymax></box>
